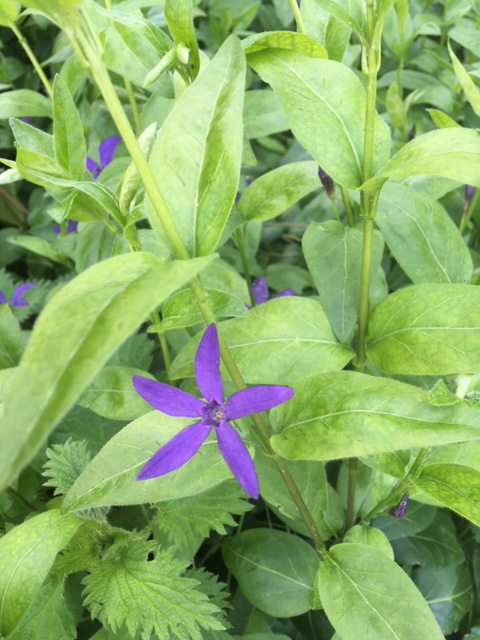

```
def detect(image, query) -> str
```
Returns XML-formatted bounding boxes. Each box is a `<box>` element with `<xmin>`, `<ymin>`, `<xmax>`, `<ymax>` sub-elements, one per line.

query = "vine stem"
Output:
<box><xmin>9</xmin><ymin>21</ymin><xmax>53</xmax><ymax>95</ymax></box>
<box><xmin>73</xmin><ymin>12</ymin><xmax>325</xmax><ymax>553</ymax></box>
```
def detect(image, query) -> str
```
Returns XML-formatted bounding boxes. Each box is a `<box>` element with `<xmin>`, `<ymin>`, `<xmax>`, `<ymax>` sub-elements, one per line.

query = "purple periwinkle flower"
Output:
<box><xmin>132</xmin><ymin>324</ymin><xmax>294</xmax><ymax>498</ymax></box>
<box><xmin>0</xmin><ymin>282</ymin><xmax>36</xmax><ymax>307</ymax></box>
<box><xmin>390</xmin><ymin>492</ymin><xmax>409</xmax><ymax>518</ymax></box>
<box><xmin>86</xmin><ymin>136</ymin><xmax>121</xmax><ymax>179</ymax></box>
<box><xmin>250</xmin><ymin>277</ymin><xmax>297</xmax><ymax>306</ymax></box>
<box><xmin>52</xmin><ymin>219</ymin><xmax>78</xmax><ymax>234</ymax></box>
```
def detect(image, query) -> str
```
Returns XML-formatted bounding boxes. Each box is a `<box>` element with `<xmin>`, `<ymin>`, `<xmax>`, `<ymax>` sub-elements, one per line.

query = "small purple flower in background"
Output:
<box><xmin>52</xmin><ymin>219</ymin><xmax>78</xmax><ymax>234</ymax></box>
<box><xmin>132</xmin><ymin>324</ymin><xmax>294</xmax><ymax>498</ymax></box>
<box><xmin>86</xmin><ymin>135</ymin><xmax>121</xmax><ymax>179</ymax></box>
<box><xmin>465</xmin><ymin>185</ymin><xmax>476</xmax><ymax>209</ymax></box>
<box><xmin>0</xmin><ymin>282</ymin><xmax>36</xmax><ymax>307</ymax></box>
<box><xmin>250</xmin><ymin>277</ymin><xmax>297</xmax><ymax>307</ymax></box>
<box><xmin>390</xmin><ymin>492</ymin><xmax>409</xmax><ymax>518</ymax></box>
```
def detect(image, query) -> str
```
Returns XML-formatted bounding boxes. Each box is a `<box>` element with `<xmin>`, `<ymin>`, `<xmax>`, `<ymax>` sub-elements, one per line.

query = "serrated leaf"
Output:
<box><xmin>366</xmin><ymin>284</ymin><xmax>480</xmax><ymax>375</ymax></box>
<box><xmin>247</xmin><ymin>51</ymin><xmax>390</xmax><ymax>190</ymax></box>
<box><xmin>0</xmin><ymin>252</ymin><xmax>214</xmax><ymax>490</ymax></box>
<box><xmin>82</xmin><ymin>535</ymin><xmax>223</xmax><ymax>639</ymax></box>
<box><xmin>43</xmin><ymin>439</ymin><xmax>92</xmax><ymax>495</ymax></box>
<box><xmin>222</xmin><ymin>529</ymin><xmax>319</xmax><ymax>617</ymax></box>
<box><xmin>318</xmin><ymin>543</ymin><xmax>444</xmax><ymax>640</ymax></box>
<box><xmin>155</xmin><ymin>481</ymin><xmax>253</xmax><ymax>548</ymax></box>
<box><xmin>270</xmin><ymin>371</ymin><xmax>480</xmax><ymax>461</ymax></box>
<box><xmin>0</xmin><ymin>510</ymin><xmax>83</xmax><ymax>637</ymax></box>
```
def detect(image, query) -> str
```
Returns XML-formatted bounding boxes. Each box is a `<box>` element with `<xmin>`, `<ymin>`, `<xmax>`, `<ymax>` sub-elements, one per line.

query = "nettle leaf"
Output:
<box><xmin>43</xmin><ymin>438</ymin><xmax>92</xmax><ymax>496</ymax></box>
<box><xmin>415</xmin><ymin>464</ymin><xmax>480</xmax><ymax>526</ymax></box>
<box><xmin>376</xmin><ymin>182</ymin><xmax>473</xmax><ymax>284</ymax></box>
<box><xmin>366</xmin><ymin>284</ymin><xmax>480</xmax><ymax>375</ymax></box>
<box><xmin>414</xmin><ymin>564</ymin><xmax>473</xmax><ymax>635</ymax></box>
<box><xmin>82</xmin><ymin>534</ymin><xmax>224</xmax><ymax>639</ymax></box>
<box><xmin>170</xmin><ymin>298</ymin><xmax>354</xmax><ymax>385</ymax></box>
<box><xmin>247</xmin><ymin>51</ymin><xmax>391</xmax><ymax>190</ymax></box>
<box><xmin>0</xmin><ymin>510</ymin><xmax>83</xmax><ymax>637</ymax></box>
<box><xmin>269</xmin><ymin>371</ymin><xmax>480</xmax><ymax>461</ymax></box>
<box><xmin>222</xmin><ymin>529</ymin><xmax>319</xmax><ymax>617</ymax></box>
<box><xmin>238</xmin><ymin>161</ymin><xmax>321</xmax><ymax>222</ymax></box>
<box><xmin>0</xmin><ymin>252</ymin><xmax>213</xmax><ymax>490</ymax></box>
<box><xmin>303</xmin><ymin>220</ymin><xmax>384</xmax><ymax>342</ymax></box>
<box><xmin>318</xmin><ymin>543</ymin><xmax>444</xmax><ymax>640</ymax></box>
<box><xmin>146</xmin><ymin>35</ymin><xmax>245</xmax><ymax>257</ymax></box>
<box><xmin>363</xmin><ymin>128</ymin><xmax>480</xmax><ymax>191</ymax></box>
<box><xmin>154</xmin><ymin>480</ymin><xmax>253</xmax><ymax>548</ymax></box>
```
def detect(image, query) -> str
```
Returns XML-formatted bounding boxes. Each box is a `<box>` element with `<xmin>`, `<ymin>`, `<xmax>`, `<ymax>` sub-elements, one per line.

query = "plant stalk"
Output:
<box><xmin>9</xmin><ymin>21</ymin><xmax>53</xmax><ymax>95</ymax></box>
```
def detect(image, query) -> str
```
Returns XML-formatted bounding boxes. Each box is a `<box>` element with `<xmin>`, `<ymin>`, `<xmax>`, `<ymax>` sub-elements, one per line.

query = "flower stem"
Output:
<box><xmin>9</xmin><ymin>21</ymin><xmax>53</xmax><ymax>95</ymax></box>
<box><xmin>460</xmin><ymin>188</ymin><xmax>480</xmax><ymax>234</ymax></box>
<box><xmin>345</xmin><ymin>458</ymin><xmax>357</xmax><ymax>530</ymax></box>
<box><xmin>288</xmin><ymin>0</ymin><xmax>307</xmax><ymax>34</ymax></box>
<box><xmin>233</xmin><ymin>227</ymin><xmax>255</xmax><ymax>307</ymax></box>
<box><xmin>4</xmin><ymin>486</ymin><xmax>37</xmax><ymax>512</ymax></box>
<box><xmin>340</xmin><ymin>186</ymin><xmax>355</xmax><ymax>227</ymax></box>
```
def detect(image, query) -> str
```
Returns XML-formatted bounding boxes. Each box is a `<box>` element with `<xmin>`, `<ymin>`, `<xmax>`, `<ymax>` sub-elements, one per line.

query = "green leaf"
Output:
<box><xmin>449</xmin><ymin>27</ymin><xmax>480</xmax><ymax>58</ymax></box>
<box><xmin>170</xmin><ymin>298</ymin><xmax>354</xmax><ymax>385</ymax></box>
<box><xmin>270</xmin><ymin>371</ymin><xmax>480</xmax><ymax>461</ymax></box>
<box><xmin>0</xmin><ymin>0</ymin><xmax>18</xmax><ymax>25</ymax></box>
<box><xmin>318</xmin><ymin>543</ymin><xmax>444</xmax><ymax>640</ymax></box>
<box><xmin>222</xmin><ymin>529</ymin><xmax>319</xmax><ymax>617</ymax></box>
<box><xmin>146</xmin><ymin>36</ymin><xmax>245</xmax><ymax>257</ymax></box>
<box><xmin>154</xmin><ymin>481</ymin><xmax>253</xmax><ymax>549</ymax></box>
<box><xmin>43</xmin><ymin>439</ymin><xmax>92</xmax><ymax>496</ymax></box>
<box><xmin>10</xmin><ymin>117</ymin><xmax>55</xmax><ymax>156</ymax></box>
<box><xmin>366</xmin><ymin>284</ymin><xmax>480</xmax><ymax>375</ymax></box>
<box><xmin>20</xmin><ymin>0</ymin><xmax>81</xmax><ymax>24</ymax></box>
<box><xmin>343</xmin><ymin>524</ymin><xmax>394</xmax><ymax>559</ymax></box>
<box><xmin>0</xmin><ymin>89</ymin><xmax>52</xmax><ymax>119</ymax></box>
<box><xmin>0</xmin><ymin>509</ymin><xmax>82</xmax><ymax>637</ymax></box>
<box><xmin>15</xmin><ymin>147</ymin><xmax>72</xmax><ymax>189</ymax></box>
<box><xmin>306</xmin><ymin>0</ymin><xmax>366</xmax><ymax>40</ymax></box>
<box><xmin>449</xmin><ymin>42</ymin><xmax>480</xmax><ymax>117</ymax></box>
<box><xmin>0</xmin><ymin>252</ymin><xmax>213</xmax><ymax>490</ymax></box>
<box><xmin>373</xmin><ymin>502</ymin><xmax>437</xmax><ymax>541</ymax></box>
<box><xmin>415</xmin><ymin>463</ymin><xmax>480</xmax><ymax>526</ymax></box>
<box><xmin>303</xmin><ymin>220</ymin><xmax>384</xmax><ymax>342</ymax></box>
<box><xmin>62</xmin><ymin>413</ymin><xmax>239</xmax><ymax>512</ymax></box>
<box><xmin>82</xmin><ymin>534</ymin><xmax>223</xmax><ymax>639</ymax></box>
<box><xmin>242</xmin><ymin>30</ymin><xmax>328</xmax><ymax>57</ymax></box>
<box><xmin>414</xmin><ymin>564</ymin><xmax>473</xmax><ymax>635</ymax></box>
<box><xmin>8</xmin><ymin>235</ymin><xmax>71</xmax><ymax>265</ymax></box>
<box><xmin>77</xmin><ymin>366</ymin><xmax>154</xmax><ymax>421</ymax></box>
<box><xmin>375</xmin><ymin>182</ymin><xmax>473</xmax><ymax>284</ymax></box>
<box><xmin>247</xmin><ymin>51</ymin><xmax>390</xmax><ymax>189</ymax></box>
<box><xmin>239</xmin><ymin>162</ymin><xmax>320</xmax><ymax>222</ymax></box>
<box><xmin>74</xmin><ymin>222</ymin><xmax>115</xmax><ymax>272</ymax></box>
<box><xmin>164</xmin><ymin>0</ymin><xmax>201</xmax><ymax>80</ymax></box>
<box><xmin>363</xmin><ymin>128</ymin><xmax>480</xmax><ymax>191</ymax></box>
<box><xmin>243</xmin><ymin>90</ymin><xmax>290</xmax><ymax>139</ymax></box>
<box><xmin>52</xmin><ymin>75</ymin><xmax>86</xmax><ymax>179</ymax></box>
<box><xmin>0</xmin><ymin>304</ymin><xmax>24</xmax><ymax>369</ymax></box>
<box><xmin>427</xmin><ymin>108</ymin><xmax>461</xmax><ymax>129</ymax></box>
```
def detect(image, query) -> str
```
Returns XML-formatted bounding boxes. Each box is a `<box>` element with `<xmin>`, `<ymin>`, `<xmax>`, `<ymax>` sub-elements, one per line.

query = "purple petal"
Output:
<box><xmin>52</xmin><ymin>224</ymin><xmax>61</xmax><ymax>234</ymax></box>
<box><xmin>195</xmin><ymin>324</ymin><xmax>223</xmax><ymax>403</ymax></box>
<box><xmin>216</xmin><ymin>421</ymin><xmax>259</xmax><ymax>498</ymax></box>
<box><xmin>132</xmin><ymin>375</ymin><xmax>205</xmax><ymax>417</ymax></box>
<box><xmin>11</xmin><ymin>282</ymin><xmax>36</xmax><ymax>307</ymax></box>
<box><xmin>251</xmin><ymin>277</ymin><xmax>269</xmax><ymax>305</ymax></box>
<box><xmin>86</xmin><ymin>157</ymin><xmax>100</xmax><ymax>177</ymax></box>
<box><xmin>98</xmin><ymin>135</ymin><xmax>121</xmax><ymax>169</ymax></box>
<box><xmin>226</xmin><ymin>385</ymin><xmax>294</xmax><ymax>420</ymax></box>
<box><xmin>0</xmin><ymin>291</ymin><xmax>7</xmax><ymax>304</ymax></box>
<box><xmin>67</xmin><ymin>220</ymin><xmax>79</xmax><ymax>233</ymax></box>
<box><xmin>137</xmin><ymin>422</ymin><xmax>212</xmax><ymax>480</ymax></box>
<box><xmin>275</xmin><ymin>289</ymin><xmax>297</xmax><ymax>298</ymax></box>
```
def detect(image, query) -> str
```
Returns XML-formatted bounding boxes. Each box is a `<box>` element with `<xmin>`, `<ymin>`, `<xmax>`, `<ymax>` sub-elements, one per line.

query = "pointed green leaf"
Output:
<box><xmin>427</xmin><ymin>108</ymin><xmax>460</xmax><ymax>129</ymax></box>
<box><xmin>0</xmin><ymin>90</ymin><xmax>52</xmax><ymax>119</ymax></box>
<box><xmin>146</xmin><ymin>36</ymin><xmax>245</xmax><ymax>257</ymax></box>
<box><xmin>415</xmin><ymin>464</ymin><xmax>480</xmax><ymax>526</ymax></box>
<box><xmin>367</xmin><ymin>284</ymin><xmax>480</xmax><ymax>375</ymax></box>
<box><xmin>164</xmin><ymin>0</ymin><xmax>201</xmax><ymax>80</ymax></box>
<box><xmin>303</xmin><ymin>220</ymin><xmax>384</xmax><ymax>342</ymax></box>
<box><xmin>376</xmin><ymin>182</ymin><xmax>473</xmax><ymax>284</ymax></box>
<box><xmin>449</xmin><ymin>42</ymin><xmax>480</xmax><ymax>117</ymax></box>
<box><xmin>222</xmin><ymin>529</ymin><xmax>319</xmax><ymax>617</ymax></box>
<box><xmin>8</xmin><ymin>235</ymin><xmax>70</xmax><ymax>264</ymax></box>
<box><xmin>0</xmin><ymin>510</ymin><xmax>82</xmax><ymax>637</ymax></box>
<box><xmin>363</xmin><ymin>128</ymin><xmax>480</xmax><ymax>191</ymax></box>
<box><xmin>52</xmin><ymin>75</ymin><xmax>86</xmax><ymax>179</ymax></box>
<box><xmin>170</xmin><ymin>298</ymin><xmax>354</xmax><ymax>385</ymax></box>
<box><xmin>247</xmin><ymin>51</ymin><xmax>390</xmax><ymax>189</ymax></box>
<box><xmin>0</xmin><ymin>252</ymin><xmax>214</xmax><ymax>490</ymax></box>
<box><xmin>270</xmin><ymin>371</ymin><xmax>480</xmax><ymax>461</ymax></box>
<box><xmin>242</xmin><ymin>30</ymin><xmax>327</xmax><ymax>57</ymax></box>
<box><xmin>239</xmin><ymin>161</ymin><xmax>321</xmax><ymax>222</ymax></box>
<box><xmin>10</xmin><ymin>118</ymin><xmax>55</xmax><ymax>157</ymax></box>
<box><xmin>318</xmin><ymin>543</ymin><xmax>444</xmax><ymax>640</ymax></box>
<box><xmin>307</xmin><ymin>0</ymin><xmax>366</xmax><ymax>39</ymax></box>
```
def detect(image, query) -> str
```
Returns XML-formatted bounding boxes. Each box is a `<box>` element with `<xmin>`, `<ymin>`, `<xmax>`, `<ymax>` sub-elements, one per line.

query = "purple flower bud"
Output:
<box><xmin>318</xmin><ymin>167</ymin><xmax>334</xmax><ymax>197</ymax></box>
<box><xmin>390</xmin><ymin>492</ymin><xmax>409</xmax><ymax>518</ymax></box>
<box><xmin>465</xmin><ymin>185</ymin><xmax>476</xmax><ymax>209</ymax></box>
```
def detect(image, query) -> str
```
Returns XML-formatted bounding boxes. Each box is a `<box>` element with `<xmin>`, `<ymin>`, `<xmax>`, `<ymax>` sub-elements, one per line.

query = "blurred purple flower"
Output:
<box><xmin>465</xmin><ymin>185</ymin><xmax>476</xmax><ymax>209</ymax></box>
<box><xmin>132</xmin><ymin>324</ymin><xmax>294</xmax><ymax>498</ymax></box>
<box><xmin>250</xmin><ymin>277</ymin><xmax>297</xmax><ymax>307</ymax></box>
<box><xmin>52</xmin><ymin>219</ymin><xmax>78</xmax><ymax>234</ymax></box>
<box><xmin>0</xmin><ymin>282</ymin><xmax>37</xmax><ymax>307</ymax></box>
<box><xmin>390</xmin><ymin>492</ymin><xmax>409</xmax><ymax>518</ymax></box>
<box><xmin>86</xmin><ymin>136</ymin><xmax>121</xmax><ymax>179</ymax></box>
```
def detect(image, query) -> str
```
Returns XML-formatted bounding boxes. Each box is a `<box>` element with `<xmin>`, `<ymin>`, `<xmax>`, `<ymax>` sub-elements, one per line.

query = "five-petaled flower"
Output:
<box><xmin>86</xmin><ymin>136</ymin><xmax>121</xmax><ymax>179</ymax></box>
<box><xmin>0</xmin><ymin>282</ymin><xmax>36</xmax><ymax>307</ymax></box>
<box><xmin>250</xmin><ymin>276</ymin><xmax>297</xmax><ymax>307</ymax></box>
<box><xmin>132</xmin><ymin>324</ymin><xmax>294</xmax><ymax>498</ymax></box>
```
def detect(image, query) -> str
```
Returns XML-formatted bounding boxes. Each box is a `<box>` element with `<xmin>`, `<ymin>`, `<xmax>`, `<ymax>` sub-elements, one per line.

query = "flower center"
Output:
<box><xmin>201</xmin><ymin>400</ymin><xmax>226</xmax><ymax>427</ymax></box>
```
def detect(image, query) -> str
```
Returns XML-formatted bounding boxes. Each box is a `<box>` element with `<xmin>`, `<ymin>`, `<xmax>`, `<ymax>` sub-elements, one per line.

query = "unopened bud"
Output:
<box><xmin>318</xmin><ymin>167</ymin><xmax>334</xmax><ymax>197</ymax></box>
<box><xmin>390</xmin><ymin>492</ymin><xmax>409</xmax><ymax>518</ymax></box>
<box><xmin>465</xmin><ymin>184</ymin><xmax>476</xmax><ymax>209</ymax></box>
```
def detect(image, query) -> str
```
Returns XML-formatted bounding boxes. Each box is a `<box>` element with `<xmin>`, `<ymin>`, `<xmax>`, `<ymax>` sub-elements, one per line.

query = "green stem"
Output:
<box><xmin>330</xmin><ymin>194</ymin><xmax>341</xmax><ymax>223</ymax></box>
<box><xmin>459</xmin><ymin>188</ymin><xmax>480</xmax><ymax>234</ymax></box>
<box><xmin>340</xmin><ymin>186</ymin><xmax>355</xmax><ymax>227</ymax></box>
<box><xmin>9</xmin><ymin>21</ymin><xmax>53</xmax><ymax>95</ymax></box>
<box><xmin>345</xmin><ymin>458</ymin><xmax>357</xmax><ymax>530</ymax></box>
<box><xmin>124</xmin><ymin>79</ymin><xmax>142</xmax><ymax>136</ymax></box>
<box><xmin>4</xmin><ymin>486</ymin><xmax>37</xmax><ymax>512</ymax></box>
<box><xmin>234</xmin><ymin>227</ymin><xmax>254</xmax><ymax>306</ymax></box>
<box><xmin>288</xmin><ymin>0</ymin><xmax>307</xmax><ymax>34</ymax></box>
